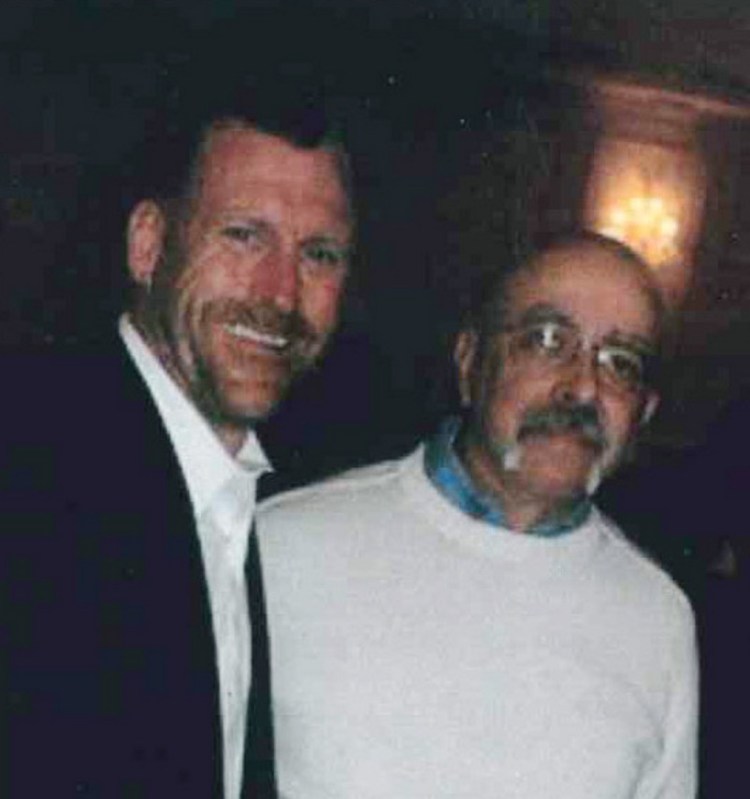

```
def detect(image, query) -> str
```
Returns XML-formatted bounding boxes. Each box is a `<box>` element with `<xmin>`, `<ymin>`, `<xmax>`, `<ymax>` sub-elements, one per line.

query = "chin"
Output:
<box><xmin>517</xmin><ymin>454</ymin><xmax>600</xmax><ymax>501</ymax></box>
<box><xmin>535</xmin><ymin>477</ymin><xmax>591</xmax><ymax>502</ymax></box>
<box><xmin>220</xmin><ymin>403</ymin><xmax>274</xmax><ymax>425</ymax></box>
<box><xmin>206</xmin><ymin>351</ymin><xmax>296</xmax><ymax>418</ymax></box>
<box><xmin>219</xmin><ymin>383</ymin><xmax>288</xmax><ymax>424</ymax></box>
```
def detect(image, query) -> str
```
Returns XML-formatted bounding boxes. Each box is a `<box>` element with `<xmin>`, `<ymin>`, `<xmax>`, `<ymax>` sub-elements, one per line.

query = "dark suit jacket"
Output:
<box><xmin>1</xmin><ymin>335</ymin><xmax>274</xmax><ymax>797</ymax></box>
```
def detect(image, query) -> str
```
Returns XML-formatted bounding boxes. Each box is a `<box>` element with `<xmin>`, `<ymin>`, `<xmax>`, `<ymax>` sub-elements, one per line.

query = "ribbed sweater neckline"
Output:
<box><xmin>398</xmin><ymin>445</ymin><xmax>606</xmax><ymax>577</ymax></box>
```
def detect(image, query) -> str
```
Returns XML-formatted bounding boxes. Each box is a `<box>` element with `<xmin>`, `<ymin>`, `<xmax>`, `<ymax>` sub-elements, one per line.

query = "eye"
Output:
<box><xmin>598</xmin><ymin>346</ymin><xmax>645</xmax><ymax>390</ymax></box>
<box><xmin>516</xmin><ymin>322</ymin><xmax>570</xmax><ymax>359</ymax></box>
<box><xmin>221</xmin><ymin>224</ymin><xmax>264</xmax><ymax>247</ymax></box>
<box><xmin>302</xmin><ymin>240</ymin><xmax>349</xmax><ymax>271</ymax></box>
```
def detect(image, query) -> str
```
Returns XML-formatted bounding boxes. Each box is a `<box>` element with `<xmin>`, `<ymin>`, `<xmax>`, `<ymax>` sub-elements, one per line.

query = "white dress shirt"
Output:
<box><xmin>120</xmin><ymin>316</ymin><xmax>269</xmax><ymax>799</ymax></box>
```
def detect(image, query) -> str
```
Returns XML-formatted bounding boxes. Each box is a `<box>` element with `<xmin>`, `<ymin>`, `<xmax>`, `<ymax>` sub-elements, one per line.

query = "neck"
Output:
<box><xmin>214</xmin><ymin>424</ymin><xmax>247</xmax><ymax>457</ymax></box>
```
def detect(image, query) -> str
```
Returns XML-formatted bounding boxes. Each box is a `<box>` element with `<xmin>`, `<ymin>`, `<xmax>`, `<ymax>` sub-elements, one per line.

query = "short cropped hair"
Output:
<box><xmin>125</xmin><ymin>78</ymin><xmax>354</xmax><ymax>219</ymax></box>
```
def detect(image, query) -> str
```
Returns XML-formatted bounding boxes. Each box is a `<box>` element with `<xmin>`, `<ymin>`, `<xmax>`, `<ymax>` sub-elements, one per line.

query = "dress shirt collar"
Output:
<box><xmin>424</xmin><ymin>416</ymin><xmax>591</xmax><ymax>537</ymax></box>
<box><xmin>119</xmin><ymin>315</ymin><xmax>271</xmax><ymax>526</ymax></box>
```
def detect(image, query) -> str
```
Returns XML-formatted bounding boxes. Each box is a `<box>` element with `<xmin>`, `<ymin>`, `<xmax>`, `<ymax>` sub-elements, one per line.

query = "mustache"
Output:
<box><xmin>206</xmin><ymin>299</ymin><xmax>316</xmax><ymax>345</ymax></box>
<box><xmin>518</xmin><ymin>402</ymin><xmax>607</xmax><ymax>452</ymax></box>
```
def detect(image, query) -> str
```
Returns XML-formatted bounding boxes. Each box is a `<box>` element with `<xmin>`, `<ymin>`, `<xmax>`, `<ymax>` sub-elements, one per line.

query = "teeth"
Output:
<box><xmin>224</xmin><ymin>323</ymin><xmax>288</xmax><ymax>349</ymax></box>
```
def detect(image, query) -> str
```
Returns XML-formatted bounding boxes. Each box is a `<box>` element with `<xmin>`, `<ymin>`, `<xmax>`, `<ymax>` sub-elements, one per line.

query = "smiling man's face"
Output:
<box><xmin>127</xmin><ymin>123</ymin><xmax>352</xmax><ymax>448</ymax></box>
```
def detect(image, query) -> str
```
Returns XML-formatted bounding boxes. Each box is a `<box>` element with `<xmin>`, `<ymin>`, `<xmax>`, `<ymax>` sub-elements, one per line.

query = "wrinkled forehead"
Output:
<box><xmin>504</xmin><ymin>242</ymin><xmax>661</xmax><ymax>344</ymax></box>
<box><xmin>188</xmin><ymin>123</ymin><xmax>353</xmax><ymax>225</ymax></box>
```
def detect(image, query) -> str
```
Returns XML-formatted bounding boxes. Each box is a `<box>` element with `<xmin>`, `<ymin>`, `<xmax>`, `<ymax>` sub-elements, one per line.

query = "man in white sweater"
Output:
<box><xmin>257</xmin><ymin>231</ymin><xmax>698</xmax><ymax>798</ymax></box>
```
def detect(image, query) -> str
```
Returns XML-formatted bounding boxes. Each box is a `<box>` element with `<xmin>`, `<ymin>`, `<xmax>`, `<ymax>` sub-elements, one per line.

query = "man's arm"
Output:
<box><xmin>643</xmin><ymin>605</ymin><xmax>699</xmax><ymax>799</ymax></box>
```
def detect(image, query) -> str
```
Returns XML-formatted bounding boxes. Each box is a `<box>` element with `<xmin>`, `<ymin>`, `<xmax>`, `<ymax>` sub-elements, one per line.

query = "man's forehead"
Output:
<box><xmin>513</xmin><ymin>241</ymin><xmax>643</xmax><ymax>287</ymax></box>
<box><xmin>201</xmin><ymin>125</ymin><xmax>341</xmax><ymax>186</ymax></box>
<box><xmin>503</xmin><ymin>242</ymin><xmax>660</xmax><ymax>339</ymax></box>
<box><xmin>190</xmin><ymin>123</ymin><xmax>352</xmax><ymax>231</ymax></box>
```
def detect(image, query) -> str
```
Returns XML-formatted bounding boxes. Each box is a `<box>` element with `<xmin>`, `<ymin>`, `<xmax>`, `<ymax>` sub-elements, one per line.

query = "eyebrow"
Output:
<box><xmin>511</xmin><ymin>304</ymin><xmax>576</xmax><ymax>329</ymax></box>
<box><xmin>216</xmin><ymin>215</ymin><xmax>351</xmax><ymax>246</ymax></box>
<box><xmin>601</xmin><ymin>331</ymin><xmax>656</xmax><ymax>355</ymax></box>
<box><xmin>512</xmin><ymin>304</ymin><xmax>656</xmax><ymax>353</ymax></box>
<box><xmin>303</xmin><ymin>233</ymin><xmax>351</xmax><ymax>249</ymax></box>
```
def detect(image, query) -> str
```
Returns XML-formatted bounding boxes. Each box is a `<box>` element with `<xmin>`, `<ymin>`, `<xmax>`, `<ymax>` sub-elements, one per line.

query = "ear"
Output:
<box><xmin>127</xmin><ymin>200</ymin><xmax>167</xmax><ymax>287</ymax></box>
<box><xmin>639</xmin><ymin>391</ymin><xmax>659</xmax><ymax>427</ymax></box>
<box><xmin>454</xmin><ymin>329</ymin><xmax>478</xmax><ymax>408</ymax></box>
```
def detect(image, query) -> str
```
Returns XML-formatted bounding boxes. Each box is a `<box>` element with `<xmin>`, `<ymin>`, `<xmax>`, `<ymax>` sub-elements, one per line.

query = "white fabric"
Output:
<box><xmin>257</xmin><ymin>446</ymin><xmax>698</xmax><ymax>799</ymax></box>
<box><xmin>120</xmin><ymin>316</ymin><xmax>269</xmax><ymax>799</ymax></box>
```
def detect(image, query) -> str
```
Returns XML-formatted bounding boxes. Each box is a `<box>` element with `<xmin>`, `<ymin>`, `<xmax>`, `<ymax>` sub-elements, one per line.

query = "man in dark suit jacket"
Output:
<box><xmin>1</xmin><ymin>86</ymin><xmax>354</xmax><ymax>798</ymax></box>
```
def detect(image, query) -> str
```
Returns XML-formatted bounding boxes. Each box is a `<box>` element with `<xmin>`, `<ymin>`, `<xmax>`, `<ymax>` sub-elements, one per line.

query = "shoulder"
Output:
<box><xmin>256</xmin><ymin>449</ymin><xmax>422</xmax><ymax>548</ymax></box>
<box><xmin>0</xmin><ymin>336</ymin><xmax>170</xmax><ymax>495</ymax></box>
<box><xmin>592</xmin><ymin>508</ymin><xmax>695</xmax><ymax>629</ymax></box>
<box><xmin>260</xmin><ymin>453</ymin><xmax>412</xmax><ymax>518</ymax></box>
<box><xmin>255</xmin><ymin>450</ymin><xmax>434</xmax><ymax>613</ymax></box>
<box><xmin>0</xmin><ymin>335</ymin><xmax>140</xmax><ymax>425</ymax></box>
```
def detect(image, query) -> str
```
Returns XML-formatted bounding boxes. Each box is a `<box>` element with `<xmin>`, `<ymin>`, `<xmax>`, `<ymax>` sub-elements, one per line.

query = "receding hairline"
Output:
<box><xmin>514</xmin><ymin>237</ymin><xmax>665</xmax><ymax>332</ymax></box>
<box><xmin>180</xmin><ymin>117</ymin><xmax>354</xmax><ymax>222</ymax></box>
<box><xmin>473</xmin><ymin>232</ymin><xmax>667</xmax><ymax>341</ymax></box>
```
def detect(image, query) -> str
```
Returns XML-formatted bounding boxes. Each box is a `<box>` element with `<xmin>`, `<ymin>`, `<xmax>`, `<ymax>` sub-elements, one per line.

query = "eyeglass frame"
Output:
<box><xmin>494</xmin><ymin>309</ymin><xmax>659</xmax><ymax>395</ymax></box>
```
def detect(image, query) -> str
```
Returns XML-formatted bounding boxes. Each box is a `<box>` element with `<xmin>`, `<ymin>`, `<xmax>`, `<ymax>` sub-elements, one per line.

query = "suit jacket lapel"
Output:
<box><xmin>98</xmin><ymin>338</ymin><xmax>226</xmax><ymax>793</ymax></box>
<box><xmin>2</xmin><ymin>334</ymin><xmax>225</xmax><ymax>795</ymax></box>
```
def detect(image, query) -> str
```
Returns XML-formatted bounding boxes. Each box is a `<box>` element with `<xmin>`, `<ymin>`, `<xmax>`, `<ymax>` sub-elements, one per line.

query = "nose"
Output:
<box><xmin>551</xmin><ymin>348</ymin><xmax>601</xmax><ymax>406</ymax></box>
<box><xmin>252</xmin><ymin>245</ymin><xmax>299</xmax><ymax>313</ymax></box>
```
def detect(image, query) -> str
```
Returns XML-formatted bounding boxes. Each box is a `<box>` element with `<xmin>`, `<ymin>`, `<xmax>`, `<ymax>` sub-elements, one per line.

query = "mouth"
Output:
<box><xmin>223</xmin><ymin>322</ymin><xmax>290</xmax><ymax>351</ymax></box>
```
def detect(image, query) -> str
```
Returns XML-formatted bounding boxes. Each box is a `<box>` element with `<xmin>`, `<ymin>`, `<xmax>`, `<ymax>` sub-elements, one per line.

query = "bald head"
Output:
<box><xmin>474</xmin><ymin>232</ymin><xmax>666</xmax><ymax>349</ymax></box>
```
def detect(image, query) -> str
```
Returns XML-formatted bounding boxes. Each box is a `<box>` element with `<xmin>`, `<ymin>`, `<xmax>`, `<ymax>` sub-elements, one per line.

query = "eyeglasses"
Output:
<box><xmin>501</xmin><ymin>319</ymin><xmax>656</xmax><ymax>394</ymax></box>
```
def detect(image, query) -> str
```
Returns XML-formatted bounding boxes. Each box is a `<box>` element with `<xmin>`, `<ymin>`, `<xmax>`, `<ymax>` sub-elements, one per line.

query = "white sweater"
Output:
<box><xmin>257</xmin><ymin>447</ymin><xmax>698</xmax><ymax>799</ymax></box>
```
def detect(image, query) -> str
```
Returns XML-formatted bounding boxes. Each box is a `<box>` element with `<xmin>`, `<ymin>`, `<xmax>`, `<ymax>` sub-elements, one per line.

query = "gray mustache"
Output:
<box><xmin>518</xmin><ymin>403</ymin><xmax>606</xmax><ymax>451</ymax></box>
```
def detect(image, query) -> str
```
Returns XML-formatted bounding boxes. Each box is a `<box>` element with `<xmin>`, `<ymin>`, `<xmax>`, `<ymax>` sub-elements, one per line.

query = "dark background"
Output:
<box><xmin>2</xmin><ymin>4</ymin><xmax>750</xmax><ymax>795</ymax></box>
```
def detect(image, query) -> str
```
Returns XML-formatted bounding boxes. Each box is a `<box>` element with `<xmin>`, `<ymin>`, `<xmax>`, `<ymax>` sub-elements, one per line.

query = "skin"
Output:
<box><xmin>455</xmin><ymin>240</ymin><xmax>660</xmax><ymax>532</ymax></box>
<box><xmin>127</xmin><ymin>124</ymin><xmax>352</xmax><ymax>454</ymax></box>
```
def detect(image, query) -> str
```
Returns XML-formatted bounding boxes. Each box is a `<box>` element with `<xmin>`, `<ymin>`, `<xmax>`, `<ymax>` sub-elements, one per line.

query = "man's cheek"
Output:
<box><xmin>304</xmin><ymin>279</ymin><xmax>345</xmax><ymax>331</ymax></box>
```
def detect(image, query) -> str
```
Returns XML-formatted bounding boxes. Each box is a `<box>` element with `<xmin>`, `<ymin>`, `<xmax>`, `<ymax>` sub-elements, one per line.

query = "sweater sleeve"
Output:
<box><xmin>641</xmin><ymin>602</ymin><xmax>699</xmax><ymax>799</ymax></box>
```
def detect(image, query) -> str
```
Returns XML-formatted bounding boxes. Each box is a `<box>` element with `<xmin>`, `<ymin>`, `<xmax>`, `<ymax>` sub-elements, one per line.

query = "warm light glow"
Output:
<box><xmin>584</xmin><ymin>136</ymin><xmax>706</xmax><ymax>304</ymax></box>
<box><xmin>600</xmin><ymin>194</ymin><xmax>681</xmax><ymax>266</ymax></box>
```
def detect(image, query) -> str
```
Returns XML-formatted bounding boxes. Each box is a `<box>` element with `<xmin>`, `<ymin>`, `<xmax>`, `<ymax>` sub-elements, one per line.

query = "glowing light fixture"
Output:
<box><xmin>584</xmin><ymin>136</ymin><xmax>705</xmax><ymax>278</ymax></box>
<box><xmin>581</xmin><ymin>81</ymin><xmax>709</xmax><ymax>303</ymax></box>
<box><xmin>601</xmin><ymin>193</ymin><xmax>681</xmax><ymax>267</ymax></box>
